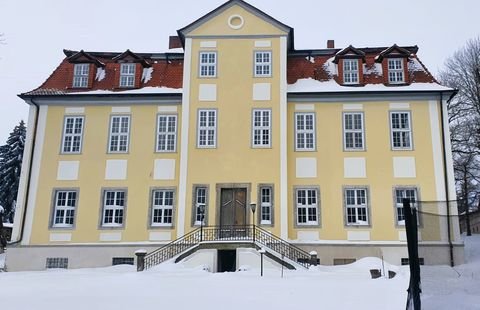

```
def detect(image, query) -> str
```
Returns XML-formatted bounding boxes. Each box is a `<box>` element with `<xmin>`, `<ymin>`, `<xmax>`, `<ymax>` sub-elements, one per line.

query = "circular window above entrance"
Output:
<box><xmin>228</xmin><ymin>14</ymin><xmax>244</xmax><ymax>30</ymax></box>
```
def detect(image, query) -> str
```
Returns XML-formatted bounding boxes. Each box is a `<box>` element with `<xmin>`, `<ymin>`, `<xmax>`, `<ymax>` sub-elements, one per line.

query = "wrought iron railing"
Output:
<box><xmin>143</xmin><ymin>225</ymin><xmax>312</xmax><ymax>269</ymax></box>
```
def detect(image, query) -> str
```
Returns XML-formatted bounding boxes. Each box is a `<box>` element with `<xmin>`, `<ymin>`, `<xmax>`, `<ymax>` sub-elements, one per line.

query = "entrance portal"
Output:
<box><xmin>220</xmin><ymin>188</ymin><xmax>247</xmax><ymax>226</ymax></box>
<box><xmin>217</xmin><ymin>250</ymin><xmax>236</xmax><ymax>272</ymax></box>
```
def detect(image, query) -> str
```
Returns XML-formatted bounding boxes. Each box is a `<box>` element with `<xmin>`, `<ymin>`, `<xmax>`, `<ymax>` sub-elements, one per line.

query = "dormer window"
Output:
<box><xmin>73</xmin><ymin>64</ymin><xmax>90</xmax><ymax>88</ymax></box>
<box><xmin>343</xmin><ymin>59</ymin><xmax>359</xmax><ymax>84</ymax></box>
<box><xmin>388</xmin><ymin>58</ymin><xmax>404</xmax><ymax>84</ymax></box>
<box><xmin>120</xmin><ymin>63</ymin><xmax>136</xmax><ymax>88</ymax></box>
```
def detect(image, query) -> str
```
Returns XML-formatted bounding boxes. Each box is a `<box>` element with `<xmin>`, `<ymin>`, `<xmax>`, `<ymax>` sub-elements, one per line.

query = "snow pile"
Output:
<box><xmin>408</xmin><ymin>58</ymin><xmax>427</xmax><ymax>72</ymax></box>
<box><xmin>364</xmin><ymin>63</ymin><xmax>383</xmax><ymax>76</ymax></box>
<box><xmin>141</xmin><ymin>67</ymin><xmax>153</xmax><ymax>83</ymax></box>
<box><xmin>95</xmin><ymin>68</ymin><xmax>105</xmax><ymax>81</ymax></box>
<box><xmin>288</xmin><ymin>78</ymin><xmax>453</xmax><ymax>93</ymax></box>
<box><xmin>322</xmin><ymin>57</ymin><xmax>337</xmax><ymax>77</ymax></box>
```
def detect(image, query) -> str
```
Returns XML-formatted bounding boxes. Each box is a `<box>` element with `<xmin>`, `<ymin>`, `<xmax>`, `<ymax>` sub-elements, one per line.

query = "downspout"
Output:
<box><xmin>9</xmin><ymin>98</ymin><xmax>39</xmax><ymax>245</ymax></box>
<box><xmin>439</xmin><ymin>91</ymin><xmax>454</xmax><ymax>267</ymax></box>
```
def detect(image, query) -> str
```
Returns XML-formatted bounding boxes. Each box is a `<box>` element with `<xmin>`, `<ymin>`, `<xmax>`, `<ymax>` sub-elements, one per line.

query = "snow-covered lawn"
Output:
<box><xmin>0</xmin><ymin>235</ymin><xmax>478</xmax><ymax>310</ymax></box>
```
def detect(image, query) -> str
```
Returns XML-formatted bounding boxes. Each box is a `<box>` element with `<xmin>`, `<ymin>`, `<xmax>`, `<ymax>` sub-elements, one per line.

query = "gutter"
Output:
<box><xmin>9</xmin><ymin>98</ymin><xmax>39</xmax><ymax>246</ymax></box>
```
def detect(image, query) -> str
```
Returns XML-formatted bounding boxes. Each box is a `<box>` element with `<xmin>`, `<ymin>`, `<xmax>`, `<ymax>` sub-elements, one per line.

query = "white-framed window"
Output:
<box><xmin>102</xmin><ymin>190</ymin><xmax>126</xmax><ymax>227</ymax></box>
<box><xmin>197</xmin><ymin>109</ymin><xmax>216</xmax><ymax>148</ymax></box>
<box><xmin>156</xmin><ymin>115</ymin><xmax>177</xmax><ymax>152</ymax></box>
<box><xmin>119</xmin><ymin>63</ymin><xmax>136</xmax><ymax>87</ymax></box>
<box><xmin>390</xmin><ymin>111</ymin><xmax>412</xmax><ymax>149</ymax></box>
<box><xmin>260</xmin><ymin>186</ymin><xmax>273</xmax><ymax>225</ymax></box>
<box><xmin>194</xmin><ymin>187</ymin><xmax>208</xmax><ymax>225</ymax></box>
<box><xmin>295</xmin><ymin>113</ymin><xmax>315</xmax><ymax>151</ymax></box>
<box><xmin>254</xmin><ymin>51</ymin><xmax>272</xmax><ymax>77</ymax></box>
<box><xmin>388</xmin><ymin>58</ymin><xmax>404</xmax><ymax>84</ymax></box>
<box><xmin>344</xmin><ymin>112</ymin><xmax>364</xmax><ymax>150</ymax></box>
<box><xmin>343</xmin><ymin>59</ymin><xmax>359</xmax><ymax>84</ymax></box>
<box><xmin>345</xmin><ymin>188</ymin><xmax>369</xmax><ymax>226</ymax></box>
<box><xmin>109</xmin><ymin>115</ymin><xmax>130</xmax><ymax>153</ymax></box>
<box><xmin>52</xmin><ymin>190</ymin><xmax>77</xmax><ymax>228</ymax></box>
<box><xmin>395</xmin><ymin>188</ymin><xmax>417</xmax><ymax>225</ymax></box>
<box><xmin>62</xmin><ymin>116</ymin><xmax>84</xmax><ymax>154</ymax></box>
<box><xmin>252</xmin><ymin>109</ymin><xmax>271</xmax><ymax>147</ymax></box>
<box><xmin>296</xmin><ymin>188</ymin><xmax>318</xmax><ymax>225</ymax></box>
<box><xmin>151</xmin><ymin>189</ymin><xmax>174</xmax><ymax>227</ymax></box>
<box><xmin>199</xmin><ymin>52</ymin><xmax>217</xmax><ymax>77</ymax></box>
<box><xmin>73</xmin><ymin>64</ymin><xmax>89</xmax><ymax>88</ymax></box>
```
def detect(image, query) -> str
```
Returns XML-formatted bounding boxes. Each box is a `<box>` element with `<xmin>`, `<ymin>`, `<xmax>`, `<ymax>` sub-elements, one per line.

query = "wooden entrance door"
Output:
<box><xmin>220</xmin><ymin>188</ymin><xmax>247</xmax><ymax>227</ymax></box>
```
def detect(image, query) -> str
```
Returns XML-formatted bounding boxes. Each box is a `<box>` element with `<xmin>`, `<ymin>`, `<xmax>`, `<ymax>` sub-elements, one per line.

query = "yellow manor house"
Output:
<box><xmin>7</xmin><ymin>0</ymin><xmax>463</xmax><ymax>271</ymax></box>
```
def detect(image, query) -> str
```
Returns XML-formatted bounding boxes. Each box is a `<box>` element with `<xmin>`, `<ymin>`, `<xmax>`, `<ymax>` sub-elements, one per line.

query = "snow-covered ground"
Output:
<box><xmin>0</xmin><ymin>235</ymin><xmax>478</xmax><ymax>310</ymax></box>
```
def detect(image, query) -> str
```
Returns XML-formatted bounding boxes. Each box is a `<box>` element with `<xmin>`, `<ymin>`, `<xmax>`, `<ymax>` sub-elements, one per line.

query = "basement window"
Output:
<box><xmin>112</xmin><ymin>257</ymin><xmax>134</xmax><ymax>266</ymax></box>
<box><xmin>46</xmin><ymin>257</ymin><xmax>69</xmax><ymax>269</ymax></box>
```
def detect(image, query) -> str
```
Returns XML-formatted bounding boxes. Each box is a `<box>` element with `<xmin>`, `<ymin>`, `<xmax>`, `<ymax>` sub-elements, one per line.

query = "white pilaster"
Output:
<box><xmin>280</xmin><ymin>36</ymin><xmax>288</xmax><ymax>240</ymax></box>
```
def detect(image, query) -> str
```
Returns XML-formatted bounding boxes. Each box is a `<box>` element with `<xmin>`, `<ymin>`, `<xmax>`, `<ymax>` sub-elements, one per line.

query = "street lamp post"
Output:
<box><xmin>250</xmin><ymin>202</ymin><xmax>256</xmax><ymax>243</ymax></box>
<box><xmin>258</xmin><ymin>247</ymin><xmax>266</xmax><ymax>277</ymax></box>
<box><xmin>199</xmin><ymin>205</ymin><xmax>205</xmax><ymax>242</ymax></box>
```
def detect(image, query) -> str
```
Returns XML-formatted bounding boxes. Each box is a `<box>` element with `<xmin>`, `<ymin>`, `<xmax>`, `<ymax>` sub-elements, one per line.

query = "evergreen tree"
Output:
<box><xmin>0</xmin><ymin>120</ymin><xmax>26</xmax><ymax>222</ymax></box>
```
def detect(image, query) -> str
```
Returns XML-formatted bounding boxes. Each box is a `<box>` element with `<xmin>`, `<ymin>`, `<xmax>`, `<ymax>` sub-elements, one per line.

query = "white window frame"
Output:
<box><xmin>52</xmin><ymin>190</ymin><xmax>77</xmax><ymax>228</ymax></box>
<box><xmin>345</xmin><ymin>188</ymin><xmax>369</xmax><ymax>226</ymax></box>
<box><xmin>254</xmin><ymin>51</ymin><xmax>272</xmax><ymax>77</ymax></box>
<box><xmin>295</xmin><ymin>113</ymin><xmax>316</xmax><ymax>151</ymax></box>
<box><xmin>343</xmin><ymin>59</ymin><xmax>359</xmax><ymax>84</ymax></box>
<box><xmin>193</xmin><ymin>187</ymin><xmax>208</xmax><ymax>226</ymax></box>
<box><xmin>102</xmin><ymin>190</ymin><xmax>126</xmax><ymax>227</ymax></box>
<box><xmin>259</xmin><ymin>186</ymin><xmax>273</xmax><ymax>225</ymax></box>
<box><xmin>388</xmin><ymin>58</ymin><xmax>404</xmax><ymax>84</ymax></box>
<box><xmin>252</xmin><ymin>109</ymin><xmax>271</xmax><ymax>148</ymax></box>
<box><xmin>62</xmin><ymin>116</ymin><xmax>84</xmax><ymax>154</ymax></box>
<box><xmin>108</xmin><ymin>115</ymin><xmax>130</xmax><ymax>153</ymax></box>
<box><xmin>151</xmin><ymin>189</ymin><xmax>174</xmax><ymax>227</ymax></box>
<box><xmin>394</xmin><ymin>188</ymin><xmax>418</xmax><ymax>226</ymax></box>
<box><xmin>390</xmin><ymin>111</ymin><xmax>412</xmax><ymax>150</ymax></box>
<box><xmin>73</xmin><ymin>64</ymin><xmax>89</xmax><ymax>88</ymax></box>
<box><xmin>156</xmin><ymin>115</ymin><xmax>177</xmax><ymax>152</ymax></box>
<box><xmin>199</xmin><ymin>52</ymin><xmax>217</xmax><ymax>78</ymax></box>
<box><xmin>296</xmin><ymin>188</ymin><xmax>318</xmax><ymax>226</ymax></box>
<box><xmin>343</xmin><ymin>112</ymin><xmax>365</xmax><ymax>150</ymax></box>
<box><xmin>119</xmin><ymin>63</ymin><xmax>136</xmax><ymax>87</ymax></box>
<box><xmin>197</xmin><ymin>109</ymin><xmax>217</xmax><ymax>148</ymax></box>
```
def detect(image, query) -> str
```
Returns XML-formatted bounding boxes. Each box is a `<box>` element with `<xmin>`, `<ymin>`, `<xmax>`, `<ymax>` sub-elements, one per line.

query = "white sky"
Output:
<box><xmin>0</xmin><ymin>0</ymin><xmax>479</xmax><ymax>143</ymax></box>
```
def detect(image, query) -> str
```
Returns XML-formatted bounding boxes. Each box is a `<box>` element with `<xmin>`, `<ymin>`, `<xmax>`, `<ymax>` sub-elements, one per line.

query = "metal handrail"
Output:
<box><xmin>143</xmin><ymin>225</ymin><xmax>312</xmax><ymax>269</ymax></box>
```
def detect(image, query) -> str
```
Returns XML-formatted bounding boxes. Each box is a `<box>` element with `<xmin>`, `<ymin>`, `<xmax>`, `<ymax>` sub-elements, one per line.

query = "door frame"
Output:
<box><xmin>216</xmin><ymin>183</ymin><xmax>251</xmax><ymax>226</ymax></box>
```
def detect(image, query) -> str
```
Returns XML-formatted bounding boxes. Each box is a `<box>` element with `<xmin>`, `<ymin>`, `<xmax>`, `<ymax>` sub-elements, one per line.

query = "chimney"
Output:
<box><xmin>169</xmin><ymin>36</ymin><xmax>182</xmax><ymax>49</ymax></box>
<box><xmin>327</xmin><ymin>40</ymin><xmax>335</xmax><ymax>49</ymax></box>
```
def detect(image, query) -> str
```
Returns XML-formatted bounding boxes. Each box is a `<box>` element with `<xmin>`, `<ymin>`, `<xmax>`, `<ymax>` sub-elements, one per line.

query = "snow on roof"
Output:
<box><xmin>68</xmin><ymin>87</ymin><xmax>183</xmax><ymax>95</ymax></box>
<box><xmin>167</xmin><ymin>48</ymin><xmax>184</xmax><ymax>53</ymax></box>
<box><xmin>2</xmin><ymin>222</ymin><xmax>13</xmax><ymax>228</ymax></box>
<box><xmin>287</xmin><ymin>78</ymin><xmax>453</xmax><ymax>93</ymax></box>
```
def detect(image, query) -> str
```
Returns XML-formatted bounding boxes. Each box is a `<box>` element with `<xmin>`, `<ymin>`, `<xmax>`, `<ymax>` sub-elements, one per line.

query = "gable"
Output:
<box><xmin>179</xmin><ymin>0</ymin><xmax>292</xmax><ymax>43</ymax></box>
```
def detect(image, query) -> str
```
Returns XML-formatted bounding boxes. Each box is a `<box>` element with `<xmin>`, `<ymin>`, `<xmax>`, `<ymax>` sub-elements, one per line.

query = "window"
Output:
<box><xmin>199</xmin><ymin>52</ymin><xmax>217</xmax><ymax>77</ymax></box>
<box><xmin>73</xmin><ymin>64</ymin><xmax>89</xmax><ymax>88</ymax></box>
<box><xmin>112</xmin><ymin>257</ymin><xmax>134</xmax><ymax>266</ymax></box>
<box><xmin>193</xmin><ymin>187</ymin><xmax>208</xmax><ymax>225</ymax></box>
<box><xmin>197</xmin><ymin>110</ymin><xmax>216</xmax><ymax>148</ymax></box>
<box><xmin>102</xmin><ymin>190</ymin><xmax>126</xmax><ymax>227</ymax></box>
<box><xmin>120</xmin><ymin>63</ymin><xmax>136</xmax><ymax>87</ymax></box>
<box><xmin>52</xmin><ymin>190</ymin><xmax>77</xmax><ymax>228</ymax></box>
<box><xmin>344</xmin><ymin>112</ymin><xmax>364</xmax><ymax>150</ymax></box>
<box><xmin>388</xmin><ymin>58</ymin><xmax>404</xmax><ymax>84</ymax></box>
<box><xmin>156</xmin><ymin>115</ymin><xmax>177</xmax><ymax>152</ymax></box>
<box><xmin>295</xmin><ymin>113</ymin><xmax>315</xmax><ymax>151</ymax></box>
<box><xmin>390</xmin><ymin>111</ymin><xmax>412</xmax><ymax>149</ymax></box>
<box><xmin>151</xmin><ymin>189</ymin><xmax>174</xmax><ymax>227</ymax></box>
<box><xmin>343</xmin><ymin>59</ymin><xmax>359</xmax><ymax>84</ymax></box>
<box><xmin>345</xmin><ymin>188</ymin><xmax>369</xmax><ymax>225</ymax></box>
<box><xmin>260</xmin><ymin>186</ymin><xmax>273</xmax><ymax>225</ymax></box>
<box><xmin>296</xmin><ymin>189</ymin><xmax>318</xmax><ymax>225</ymax></box>
<box><xmin>395</xmin><ymin>188</ymin><xmax>417</xmax><ymax>225</ymax></box>
<box><xmin>254</xmin><ymin>51</ymin><xmax>271</xmax><ymax>77</ymax></box>
<box><xmin>109</xmin><ymin>116</ymin><xmax>130</xmax><ymax>153</ymax></box>
<box><xmin>252</xmin><ymin>109</ymin><xmax>271</xmax><ymax>147</ymax></box>
<box><xmin>62</xmin><ymin>116</ymin><xmax>84</xmax><ymax>154</ymax></box>
<box><xmin>333</xmin><ymin>258</ymin><xmax>357</xmax><ymax>266</ymax></box>
<box><xmin>46</xmin><ymin>257</ymin><xmax>68</xmax><ymax>269</ymax></box>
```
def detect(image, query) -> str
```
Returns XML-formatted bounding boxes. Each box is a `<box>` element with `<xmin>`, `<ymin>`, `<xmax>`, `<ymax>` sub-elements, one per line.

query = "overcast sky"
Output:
<box><xmin>0</xmin><ymin>0</ymin><xmax>479</xmax><ymax>143</ymax></box>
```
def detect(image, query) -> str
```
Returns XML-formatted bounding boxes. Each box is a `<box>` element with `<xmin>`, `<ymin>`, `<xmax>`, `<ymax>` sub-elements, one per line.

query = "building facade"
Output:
<box><xmin>7</xmin><ymin>0</ymin><xmax>463</xmax><ymax>271</ymax></box>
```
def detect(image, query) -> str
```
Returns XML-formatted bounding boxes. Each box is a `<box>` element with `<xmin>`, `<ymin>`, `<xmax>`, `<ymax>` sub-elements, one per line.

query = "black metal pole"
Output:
<box><xmin>252</xmin><ymin>210</ymin><xmax>256</xmax><ymax>243</ymax></box>
<box><xmin>200</xmin><ymin>213</ymin><xmax>204</xmax><ymax>242</ymax></box>
<box><xmin>404</xmin><ymin>198</ymin><xmax>421</xmax><ymax>310</ymax></box>
<box><xmin>260</xmin><ymin>252</ymin><xmax>264</xmax><ymax>277</ymax></box>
